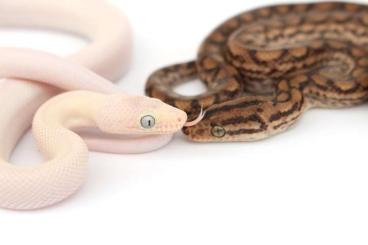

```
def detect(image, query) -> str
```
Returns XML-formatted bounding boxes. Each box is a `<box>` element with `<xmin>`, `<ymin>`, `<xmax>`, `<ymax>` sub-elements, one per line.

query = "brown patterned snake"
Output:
<box><xmin>146</xmin><ymin>2</ymin><xmax>368</xmax><ymax>142</ymax></box>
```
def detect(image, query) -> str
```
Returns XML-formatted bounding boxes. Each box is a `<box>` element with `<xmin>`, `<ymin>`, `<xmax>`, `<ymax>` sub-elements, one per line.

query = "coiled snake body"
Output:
<box><xmin>146</xmin><ymin>2</ymin><xmax>368</xmax><ymax>142</ymax></box>
<box><xmin>0</xmin><ymin>48</ymin><xmax>187</xmax><ymax>210</ymax></box>
<box><xmin>0</xmin><ymin>0</ymin><xmax>188</xmax><ymax>210</ymax></box>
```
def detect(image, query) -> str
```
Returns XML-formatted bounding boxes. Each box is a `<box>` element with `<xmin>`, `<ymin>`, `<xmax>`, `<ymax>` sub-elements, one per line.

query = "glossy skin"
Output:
<box><xmin>146</xmin><ymin>2</ymin><xmax>368</xmax><ymax>142</ymax></box>
<box><xmin>0</xmin><ymin>0</ymin><xmax>189</xmax><ymax>209</ymax></box>
<box><xmin>0</xmin><ymin>0</ymin><xmax>133</xmax><ymax>162</ymax></box>
<box><xmin>0</xmin><ymin>48</ymin><xmax>187</xmax><ymax>210</ymax></box>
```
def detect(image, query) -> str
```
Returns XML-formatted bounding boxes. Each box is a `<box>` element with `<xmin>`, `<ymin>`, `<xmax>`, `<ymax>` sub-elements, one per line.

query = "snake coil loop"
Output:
<box><xmin>146</xmin><ymin>2</ymin><xmax>368</xmax><ymax>142</ymax></box>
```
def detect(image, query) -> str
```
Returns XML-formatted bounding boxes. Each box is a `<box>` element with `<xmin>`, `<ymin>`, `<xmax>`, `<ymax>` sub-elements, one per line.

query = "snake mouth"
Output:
<box><xmin>184</xmin><ymin>108</ymin><xmax>206</xmax><ymax>127</ymax></box>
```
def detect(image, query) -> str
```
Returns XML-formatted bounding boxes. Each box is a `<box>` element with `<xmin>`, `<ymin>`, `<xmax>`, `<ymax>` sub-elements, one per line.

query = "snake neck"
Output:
<box><xmin>0</xmin><ymin>91</ymin><xmax>106</xmax><ymax>210</ymax></box>
<box><xmin>32</xmin><ymin>91</ymin><xmax>106</xmax><ymax>157</ymax></box>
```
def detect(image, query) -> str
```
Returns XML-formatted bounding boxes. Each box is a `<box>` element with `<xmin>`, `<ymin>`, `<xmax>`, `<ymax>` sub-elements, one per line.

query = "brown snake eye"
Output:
<box><xmin>211</xmin><ymin>126</ymin><xmax>226</xmax><ymax>138</ymax></box>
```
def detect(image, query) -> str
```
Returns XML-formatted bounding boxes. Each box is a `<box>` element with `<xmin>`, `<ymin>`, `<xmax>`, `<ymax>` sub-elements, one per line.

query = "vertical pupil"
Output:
<box><xmin>211</xmin><ymin>126</ymin><xmax>225</xmax><ymax>137</ymax></box>
<box><xmin>141</xmin><ymin>115</ymin><xmax>155</xmax><ymax>128</ymax></box>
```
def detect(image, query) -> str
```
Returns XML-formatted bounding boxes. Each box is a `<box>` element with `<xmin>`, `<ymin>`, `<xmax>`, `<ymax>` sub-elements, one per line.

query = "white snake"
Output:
<box><xmin>0</xmin><ymin>48</ymin><xmax>186</xmax><ymax>210</ymax></box>
<box><xmin>0</xmin><ymin>0</ymin><xmax>188</xmax><ymax>210</ymax></box>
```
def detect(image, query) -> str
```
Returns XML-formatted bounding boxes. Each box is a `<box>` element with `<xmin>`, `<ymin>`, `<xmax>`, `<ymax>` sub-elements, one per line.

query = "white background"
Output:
<box><xmin>1</xmin><ymin>0</ymin><xmax>368</xmax><ymax>244</ymax></box>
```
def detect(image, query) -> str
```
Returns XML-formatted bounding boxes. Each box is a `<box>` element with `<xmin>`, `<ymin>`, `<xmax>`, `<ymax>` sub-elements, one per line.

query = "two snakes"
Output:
<box><xmin>146</xmin><ymin>2</ymin><xmax>368</xmax><ymax>142</ymax></box>
<box><xmin>2</xmin><ymin>0</ymin><xmax>368</xmax><ymax>210</ymax></box>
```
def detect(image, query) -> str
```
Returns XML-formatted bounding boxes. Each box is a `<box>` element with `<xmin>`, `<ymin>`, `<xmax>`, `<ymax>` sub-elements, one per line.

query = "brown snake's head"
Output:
<box><xmin>182</xmin><ymin>99</ymin><xmax>270</xmax><ymax>142</ymax></box>
<box><xmin>182</xmin><ymin>111</ymin><xmax>232</xmax><ymax>142</ymax></box>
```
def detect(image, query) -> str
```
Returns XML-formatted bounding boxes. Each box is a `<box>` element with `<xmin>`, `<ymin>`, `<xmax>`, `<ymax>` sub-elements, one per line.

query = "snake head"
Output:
<box><xmin>182</xmin><ymin>98</ymin><xmax>270</xmax><ymax>142</ymax></box>
<box><xmin>182</xmin><ymin>115</ymin><xmax>227</xmax><ymax>142</ymax></box>
<box><xmin>96</xmin><ymin>94</ymin><xmax>187</xmax><ymax>134</ymax></box>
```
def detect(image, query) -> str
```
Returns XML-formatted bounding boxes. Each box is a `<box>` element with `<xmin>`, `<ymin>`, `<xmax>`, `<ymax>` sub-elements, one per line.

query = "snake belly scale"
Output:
<box><xmin>146</xmin><ymin>2</ymin><xmax>368</xmax><ymax>142</ymax></box>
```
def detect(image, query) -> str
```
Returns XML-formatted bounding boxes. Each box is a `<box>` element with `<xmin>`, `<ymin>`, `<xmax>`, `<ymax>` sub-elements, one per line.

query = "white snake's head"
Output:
<box><xmin>96</xmin><ymin>94</ymin><xmax>187</xmax><ymax>134</ymax></box>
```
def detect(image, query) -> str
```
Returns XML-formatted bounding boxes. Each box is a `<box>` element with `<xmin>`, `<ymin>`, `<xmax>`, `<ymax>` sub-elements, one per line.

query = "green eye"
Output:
<box><xmin>211</xmin><ymin>126</ymin><xmax>226</xmax><ymax>138</ymax></box>
<box><xmin>140</xmin><ymin>115</ymin><xmax>155</xmax><ymax>129</ymax></box>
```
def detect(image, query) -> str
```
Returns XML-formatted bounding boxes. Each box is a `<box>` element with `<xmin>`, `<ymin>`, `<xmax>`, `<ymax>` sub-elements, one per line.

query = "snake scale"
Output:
<box><xmin>0</xmin><ymin>0</ymin><xmax>188</xmax><ymax>210</ymax></box>
<box><xmin>146</xmin><ymin>2</ymin><xmax>368</xmax><ymax>142</ymax></box>
<box><xmin>0</xmin><ymin>48</ymin><xmax>186</xmax><ymax>210</ymax></box>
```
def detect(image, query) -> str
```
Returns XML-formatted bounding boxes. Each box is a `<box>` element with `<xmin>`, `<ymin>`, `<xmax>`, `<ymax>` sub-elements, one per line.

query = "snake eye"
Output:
<box><xmin>211</xmin><ymin>126</ymin><xmax>226</xmax><ymax>138</ymax></box>
<box><xmin>140</xmin><ymin>115</ymin><xmax>156</xmax><ymax>129</ymax></box>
